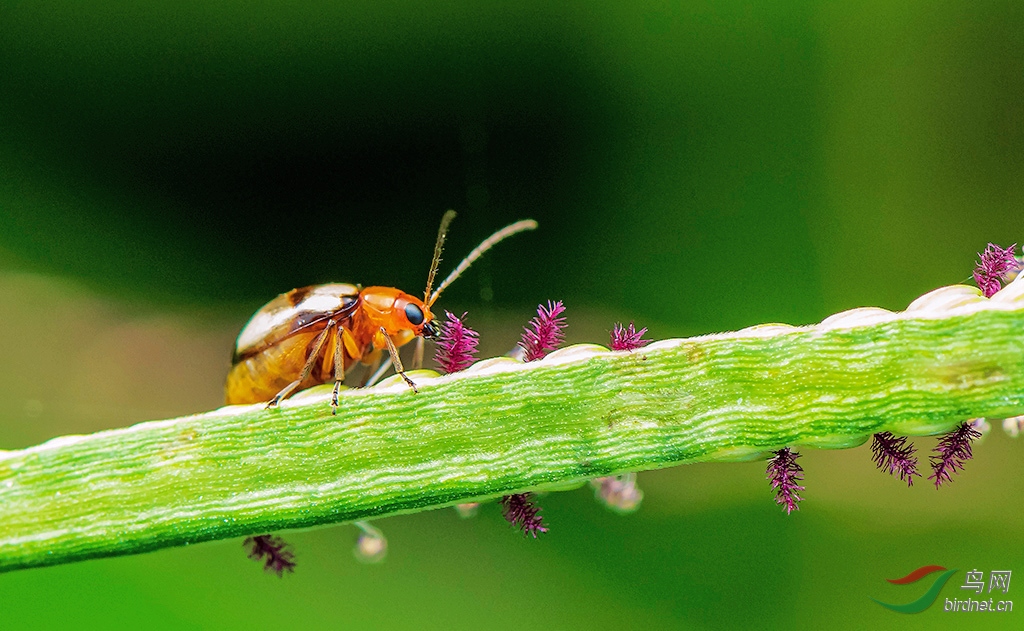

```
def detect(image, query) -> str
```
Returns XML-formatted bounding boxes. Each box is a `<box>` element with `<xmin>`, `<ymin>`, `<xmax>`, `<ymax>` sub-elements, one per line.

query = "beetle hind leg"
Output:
<box><xmin>266</xmin><ymin>383</ymin><xmax>299</xmax><ymax>408</ymax></box>
<box><xmin>266</xmin><ymin>319</ymin><xmax>335</xmax><ymax>409</ymax></box>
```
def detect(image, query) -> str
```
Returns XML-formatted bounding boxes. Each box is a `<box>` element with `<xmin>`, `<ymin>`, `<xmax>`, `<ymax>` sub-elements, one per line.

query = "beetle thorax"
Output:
<box><xmin>356</xmin><ymin>287</ymin><xmax>432</xmax><ymax>343</ymax></box>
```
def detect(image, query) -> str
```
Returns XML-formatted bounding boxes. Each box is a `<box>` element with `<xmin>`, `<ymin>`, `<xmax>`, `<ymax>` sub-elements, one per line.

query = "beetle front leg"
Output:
<box><xmin>379</xmin><ymin>327</ymin><xmax>418</xmax><ymax>393</ymax></box>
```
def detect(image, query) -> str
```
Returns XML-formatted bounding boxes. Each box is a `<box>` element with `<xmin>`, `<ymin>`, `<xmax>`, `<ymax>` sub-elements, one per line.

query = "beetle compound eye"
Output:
<box><xmin>405</xmin><ymin>303</ymin><xmax>425</xmax><ymax>325</ymax></box>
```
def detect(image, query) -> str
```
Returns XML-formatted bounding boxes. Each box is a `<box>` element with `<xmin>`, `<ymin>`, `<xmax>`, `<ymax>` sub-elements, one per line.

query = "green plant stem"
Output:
<box><xmin>2</xmin><ymin>284</ymin><xmax>1024</xmax><ymax>573</ymax></box>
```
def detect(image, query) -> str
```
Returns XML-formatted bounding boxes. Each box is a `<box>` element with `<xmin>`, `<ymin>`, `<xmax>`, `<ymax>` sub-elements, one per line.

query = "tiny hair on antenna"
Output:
<box><xmin>423</xmin><ymin>210</ymin><xmax>458</xmax><ymax>303</ymax></box>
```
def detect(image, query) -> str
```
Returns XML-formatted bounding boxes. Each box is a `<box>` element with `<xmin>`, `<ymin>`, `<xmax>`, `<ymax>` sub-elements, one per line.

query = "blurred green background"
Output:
<box><xmin>1</xmin><ymin>1</ymin><xmax>1022</xmax><ymax>629</ymax></box>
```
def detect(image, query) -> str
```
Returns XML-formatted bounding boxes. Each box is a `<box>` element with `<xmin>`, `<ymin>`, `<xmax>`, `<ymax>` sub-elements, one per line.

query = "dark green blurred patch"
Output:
<box><xmin>1</xmin><ymin>0</ymin><xmax>1022</xmax><ymax>629</ymax></box>
<box><xmin>1</xmin><ymin>0</ymin><xmax>613</xmax><ymax>309</ymax></box>
<box><xmin>3</xmin><ymin>1</ymin><xmax>1018</xmax><ymax>326</ymax></box>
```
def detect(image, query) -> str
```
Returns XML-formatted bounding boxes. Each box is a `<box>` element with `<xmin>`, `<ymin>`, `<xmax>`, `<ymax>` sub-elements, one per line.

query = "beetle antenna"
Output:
<box><xmin>424</xmin><ymin>210</ymin><xmax>458</xmax><ymax>303</ymax></box>
<box><xmin>428</xmin><ymin>218</ymin><xmax>538</xmax><ymax>306</ymax></box>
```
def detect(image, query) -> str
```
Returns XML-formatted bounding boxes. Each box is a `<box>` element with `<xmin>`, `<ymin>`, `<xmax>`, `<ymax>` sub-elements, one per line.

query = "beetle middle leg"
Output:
<box><xmin>379</xmin><ymin>327</ymin><xmax>418</xmax><ymax>393</ymax></box>
<box><xmin>331</xmin><ymin>328</ymin><xmax>346</xmax><ymax>415</ymax></box>
<box><xmin>267</xmin><ymin>320</ymin><xmax>335</xmax><ymax>408</ymax></box>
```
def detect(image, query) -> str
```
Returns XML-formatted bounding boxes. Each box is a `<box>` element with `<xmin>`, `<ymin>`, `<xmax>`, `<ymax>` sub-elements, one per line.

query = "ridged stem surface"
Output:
<box><xmin>2</xmin><ymin>281</ymin><xmax>1023</xmax><ymax>572</ymax></box>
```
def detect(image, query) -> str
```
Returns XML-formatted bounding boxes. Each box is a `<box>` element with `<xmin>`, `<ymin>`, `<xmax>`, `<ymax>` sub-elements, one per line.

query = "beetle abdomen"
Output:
<box><xmin>225</xmin><ymin>283</ymin><xmax>361</xmax><ymax>404</ymax></box>
<box><xmin>226</xmin><ymin>329</ymin><xmax>359</xmax><ymax>404</ymax></box>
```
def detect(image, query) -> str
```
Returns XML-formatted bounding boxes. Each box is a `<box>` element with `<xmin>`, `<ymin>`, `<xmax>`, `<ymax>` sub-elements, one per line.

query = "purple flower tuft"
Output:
<box><xmin>244</xmin><ymin>534</ymin><xmax>296</xmax><ymax>576</ymax></box>
<box><xmin>870</xmin><ymin>432</ymin><xmax>920</xmax><ymax>486</ymax></box>
<box><xmin>610</xmin><ymin>322</ymin><xmax>651</xmax><ymax>352</ymax></box>
<box><xmin>766</xmin><ymin>448</ymin><xmax>805</xmax><ymax>514</ymax></box>
<box><xmin>434</xmin><ymin>311</ymin><xmax>480</xmax><ymax>374</ymax></box>
<box><xmin>929</xmin><ymin>422</ymin><xmax>982</xmax><ymax>488</ymax></box>
<box><xmin>973</xmin><ymin>243</ymin><xmax>1020</xmax><ymax>297</ymax></box>
<box><xmin>500</xmin><ymin>493</ymin><xmax>548</xmax><ymax>537</ymax></box>
<box><xmin>519</xmin><ymin>300</ymin><xmax>567</xmax><ymax>362</ymax></box>
<box><xmin>973</xmin><ymin>271</ymin><xmax>1003</xmax><ymax>299</ymax></box>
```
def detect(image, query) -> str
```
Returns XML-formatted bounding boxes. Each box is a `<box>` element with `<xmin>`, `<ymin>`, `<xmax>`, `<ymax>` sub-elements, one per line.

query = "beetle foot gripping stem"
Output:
<box><xmin>331</xmin><ymin>381</ymin><xmax>342</xmax><ymax>415</ymax></box>
<box><xmin>399</xmin><ymin>371</ymin><xmax>419</xmax><ymax>393</ymax></box>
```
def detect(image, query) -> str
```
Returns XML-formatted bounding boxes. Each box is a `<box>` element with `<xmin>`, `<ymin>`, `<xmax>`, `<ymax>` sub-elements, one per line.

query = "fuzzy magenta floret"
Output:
<box><xmin>610</xmin><ymin>322</ymin><xmax>650</xmax><ymax>352</ymax></box>
<box><xmin>244</xmin><ymin>534</ymin><xmax>296</xmax><ymax>576</ymax></box>
<box><xmin>434</xmin><ymin>311</ymin><xmax>480</xmax><ymax>374</ymax></box>
<box><xmin>871</xmin><ymin>432</ymin><xmax>920</xmax><ymax>487</ymax></box>
<box><xmin>500</xmin><ymin>493</ymin><xmax>548</xmax><ymax>537</ymax></box>
<box><xmin>974</xmin><ymin>243</ymin><xmax>1020</xmax><ymax>297</ymax></box>
<box><xmin>766</xmin><ymin>448</ymin><xmax>805</xmax><ymax>514</ymax></box>
<box><xmin>973</xmin><ymin>271</ymin><xmax>1003</xmax><ymax>299</ymax></box>
<box><xmin>519</xmin><ymin>300</ymin><xmax>567</xmax><ymax>362</ymax></box>
<box><xmin>929</xmin><ymin>422</ymin><xmax>982</xmax><ymax>488</ymax></box>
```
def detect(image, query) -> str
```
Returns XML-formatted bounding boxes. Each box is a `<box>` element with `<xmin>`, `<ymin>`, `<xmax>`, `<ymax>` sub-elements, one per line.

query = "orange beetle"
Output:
<box><xmin>225</xmin><ymin>211</ymin><xmax>536</xmax><ymax>412</ymax></box>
